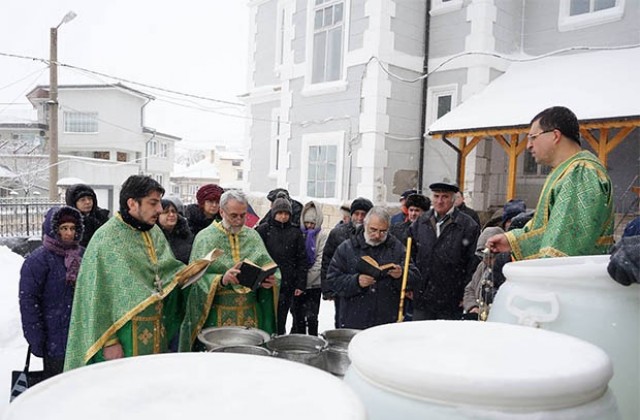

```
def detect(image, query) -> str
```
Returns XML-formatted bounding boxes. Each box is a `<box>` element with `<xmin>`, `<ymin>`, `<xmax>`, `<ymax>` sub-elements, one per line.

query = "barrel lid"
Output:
<box><xmin>348</xmin><ymin>321</ymin><xmax>612</xmax><ymax>410</ymax></box>
<box><xmin>5</xmin><ymin>353</ymin><xmax>366</xmax><ymax>420</ymax></box>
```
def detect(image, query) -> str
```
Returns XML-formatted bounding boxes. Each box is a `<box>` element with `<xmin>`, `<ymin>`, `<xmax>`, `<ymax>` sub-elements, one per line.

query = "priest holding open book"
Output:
<box><xmin>326</xmin><ymin>207</ymin><xmax>420</xmax><ymax>329</ymax></box>
<box><xmin>178</xmin><ymin>190</ymin><xmax>279</xmax><ymax>351</ymax></box>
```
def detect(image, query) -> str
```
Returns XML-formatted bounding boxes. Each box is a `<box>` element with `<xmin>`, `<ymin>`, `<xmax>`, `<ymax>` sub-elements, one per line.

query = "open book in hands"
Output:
<box><xmin>176</xmin><ymin>249</ymin><xmax>224</xmax><ymax>289</ymax></box>
<box><xmin>356</xmin><ymin>255</ymin><xmax>396</xmax><ymax>279</ymax></box>
<box><xmin>237</xmin><ymin>259</ymin><xmax>278</xmax><ymax>291</ymax></box>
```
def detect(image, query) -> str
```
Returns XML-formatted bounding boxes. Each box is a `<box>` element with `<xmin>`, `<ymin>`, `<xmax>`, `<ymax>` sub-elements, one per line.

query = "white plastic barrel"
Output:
<box><xmin>344</xmin><ymin>321</ymin><xmax>620</xmax><ymax>420</ymax></box>
<box><xmin>4</xmin><ymin>353</ymin><xmax>366</xmax><ymax>420</ymax></box>
<box><xmin>489</xmin><ymin>255</ymin><xmax>639</xmax><ymax>420</ymax></box>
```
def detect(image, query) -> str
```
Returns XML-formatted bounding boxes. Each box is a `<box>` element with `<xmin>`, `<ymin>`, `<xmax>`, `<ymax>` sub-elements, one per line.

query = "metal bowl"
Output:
<box><xmin>209</xmin><ymin>345</ymin><xmax>272</xmax><ymax>356</ymax></box>
<box><xmin>321</xmin><ymin>329</ymin><xmax>361</xmax><ymax>376</ymax></box>
<box><xmin>197</xmin><ymin>326</ymin><xmax>271</xmax><ymax>351</ymax></box>
<box><xmin>266</xmin><ymin>334</ymin><xmax>328</xmax><ymax>369</ymax></box>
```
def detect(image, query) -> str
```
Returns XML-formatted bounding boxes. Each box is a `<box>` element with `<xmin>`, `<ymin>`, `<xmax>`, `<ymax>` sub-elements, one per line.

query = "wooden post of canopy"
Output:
<box><xmin>457</xmin><ymin>136</ymin><xmax>483</xmax><ymax>190</ymax></box>
<box><xmin>581</xmin><ymin>125</ymin><xmax>636</xmax><ymax>167</ymax></box>
<box><xmin>494</xmin><ymin>133</ymin><xmax>527</xmax><ymax>200</ymax></box>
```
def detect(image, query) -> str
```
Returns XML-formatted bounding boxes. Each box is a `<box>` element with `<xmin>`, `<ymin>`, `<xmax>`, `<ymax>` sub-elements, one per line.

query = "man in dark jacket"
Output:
<box><xmin>410</xmin><ymin>182</ymin><xmax>480</xmax><ymax>320</ymax></box>
<box><xmin>65</xmin><ymin>184</ymin><xmax>110</xmax><ymax>248</ymax></box>
<box><xmin>321</xmin><ymin>197</ymin><xmax>373</xmax><ymax>328</ymax></box>
<box><xmin>258</xmin><ymin>188</ymin><xmax>304</xmax><ymax>227</ymax></box>
<box><xmin>327</xmin><ymin>206</ymin><xmax>419</xmax><ymax>329</ymax></box>
<box><xmin>256</xmin><ymin>197</ymin><xmax>308</xmax><ymax>335</ymax></box>
<box><xmin>454</xmin><ymin>191</ymin><xmax>481</xmax><ymax>227</ymax></box>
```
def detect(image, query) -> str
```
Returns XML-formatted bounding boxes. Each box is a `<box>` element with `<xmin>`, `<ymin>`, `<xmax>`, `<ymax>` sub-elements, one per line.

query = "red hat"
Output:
<box><xmin>196</xmin><ymin>184</ymin><xmax>224</xmax><ymax>206</ymax></box>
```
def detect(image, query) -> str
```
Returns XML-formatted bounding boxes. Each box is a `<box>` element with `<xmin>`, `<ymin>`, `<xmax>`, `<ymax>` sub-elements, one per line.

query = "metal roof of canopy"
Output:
<box><xmin>427</xmin><ymin>47</ymin><xmax>640</xmax><ymax>200</ymax></box>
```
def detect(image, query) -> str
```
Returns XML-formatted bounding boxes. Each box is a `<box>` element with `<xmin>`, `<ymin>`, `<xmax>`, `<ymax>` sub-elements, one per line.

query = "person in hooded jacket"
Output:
<box><xmin>256</xmin><ymin>197</ymin><xmax>308</xmax><ymax>335</ymax></box>
<box><xmin>290</xmin><ymin>201</ymin><xmax>328</xmax><ymax>335</ymax></box>
<box><xmin>65</xmin><ymin>184</ymin><xmax>110</xmax><ymax>248</ymax></box>
<box><xmin>157</xmin><ymin>198</ymin><xmax>194</xmax><ymax>264</ymax></box>
<box><xmin>258</xmin><ymin>188</ymin><xmax>304</xmax><ymax>227</ymax></box>
<box><xmin>19</xmin><ymin>206</ymin><xmax>85</xmax><ymax>379</ymax></box>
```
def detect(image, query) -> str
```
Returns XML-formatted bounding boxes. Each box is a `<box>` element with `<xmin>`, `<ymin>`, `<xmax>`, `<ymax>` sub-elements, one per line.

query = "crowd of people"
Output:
<box><xmin>17</xmin><ymin>105</ymin><xmax>639</xmax><ymax>381</ymax></box>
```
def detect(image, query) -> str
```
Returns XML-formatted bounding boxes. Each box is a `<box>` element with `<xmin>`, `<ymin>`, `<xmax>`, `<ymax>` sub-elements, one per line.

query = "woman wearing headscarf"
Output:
<box><xmin>19</xmin><ymin>206</ymin><xmax>84</xmax><ymax>379</ymax></box>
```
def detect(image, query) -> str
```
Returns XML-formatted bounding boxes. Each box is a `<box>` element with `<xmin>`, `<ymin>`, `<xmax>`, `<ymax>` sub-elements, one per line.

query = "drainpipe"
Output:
<box><xmin>418</xmin><ymin>0</ymin><xmax>431</xmax><ymax>194</ymax></box>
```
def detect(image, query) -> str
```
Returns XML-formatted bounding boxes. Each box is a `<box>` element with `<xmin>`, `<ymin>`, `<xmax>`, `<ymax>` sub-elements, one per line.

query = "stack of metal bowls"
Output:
<box><xmin>266</xmin><ymin>334</ymin><xmax>328</xmax><ymax>370</ymax></box>
<box><xmin>197</xmin><ymin>326</ymin><xmax>271</xmax><ymax>355</ymax></box>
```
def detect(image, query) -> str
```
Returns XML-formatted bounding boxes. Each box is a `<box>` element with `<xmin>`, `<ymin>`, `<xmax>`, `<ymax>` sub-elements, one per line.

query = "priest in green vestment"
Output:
<box><xmin>487</xmin><ymin>106</ymin><xmax>614</xmax><ymax>260</ymax></box>
<box><xmin>179</xmin><ymin>190</ymin><xmax>279</xmax><ymax>352</ymax></box>
<box><xmin>64</xmin><ymin>176</ymin><xmax>186</xmax><ymax>371</ymax></box>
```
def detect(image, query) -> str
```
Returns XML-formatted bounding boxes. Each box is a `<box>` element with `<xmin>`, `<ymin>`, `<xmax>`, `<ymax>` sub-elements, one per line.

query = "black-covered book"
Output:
<box><xmin>356</xmin><ymin>255</ymin><xmax>396</xmax><ymax>279</ymax></box>
<box><xmin>237</xmin><ymin>260</ymin><xmax>278</xmax><ymax>291</ymax></box>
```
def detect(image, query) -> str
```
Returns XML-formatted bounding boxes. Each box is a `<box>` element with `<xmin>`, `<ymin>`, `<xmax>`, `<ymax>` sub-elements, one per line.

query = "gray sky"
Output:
<box><xmin>0</xmin><ymin>0</ymin><xmax>249</xmax><ymax>148</ymax></box>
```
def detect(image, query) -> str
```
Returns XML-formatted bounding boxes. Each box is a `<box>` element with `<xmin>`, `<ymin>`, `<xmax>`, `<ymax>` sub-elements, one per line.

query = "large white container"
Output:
<box><xmin>4</xmin><ymin>353</ymin><xmax>366</xmax><ymax>420</ymax></box>
<box><xmin>344</xmin><ymin>321</ymin><xmax>620</xmax><ymax>420</ymax></box>
<box><xmin>488</xmin><ymin>255</ymin><xmax>639</xmax><ymax>420</ymax></box>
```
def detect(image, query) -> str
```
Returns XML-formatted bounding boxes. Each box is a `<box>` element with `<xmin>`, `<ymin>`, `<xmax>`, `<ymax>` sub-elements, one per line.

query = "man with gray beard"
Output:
<box><xmin>326</xmin><ymin>207</ymin><xmax>420</xmax><ymax>329</ymax></box>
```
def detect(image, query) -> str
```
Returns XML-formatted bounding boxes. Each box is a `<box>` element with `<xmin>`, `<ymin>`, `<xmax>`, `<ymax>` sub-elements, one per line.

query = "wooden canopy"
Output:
<box><xmin>431</xmin><ymin>116</ymin><xmax>640</xmax><ymax>200</ymax></box>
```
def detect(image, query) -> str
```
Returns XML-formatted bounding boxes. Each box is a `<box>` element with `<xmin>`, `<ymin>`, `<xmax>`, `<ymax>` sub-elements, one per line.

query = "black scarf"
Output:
<box><xmin>120</xmin><ymin>209</ymin><xmax>155</xmax><ymax>232</ymax></box>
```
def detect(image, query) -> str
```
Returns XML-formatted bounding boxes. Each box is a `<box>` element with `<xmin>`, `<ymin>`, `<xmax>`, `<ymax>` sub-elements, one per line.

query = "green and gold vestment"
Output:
<box><xmin>506</xmin><ymin>150</ymin><xmax>614</xmax><ymax>260</ymax></box>
<box><xmin>64</xmin><ymin>214</ymin><xmax>185</xmax><ymax>371</ymax></box>
<box><xmin>179</xmin><ymin>221</ymin><xmax>278</xmax><ymax>352</ymax></box>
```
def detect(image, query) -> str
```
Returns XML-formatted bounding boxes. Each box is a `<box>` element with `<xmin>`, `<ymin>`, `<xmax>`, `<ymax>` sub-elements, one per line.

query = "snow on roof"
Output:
<box><xmin>216</xmin><ymin>150</ymin><xmax>244</xmax><ymax>160</ymax></box>
<box><xmin>171</xmin><ymin>158</ymin><xmax>220</xmax><ymax>178</ymax></box>
<box><xmin>428</xmin><ymin>47</ymin><xmax>640</xmax><ymax>134</ymax></box>
<box><xmin>0</xmin><ymin>165</ymin><xmax>17</xmax><ymax>178</ymax></box>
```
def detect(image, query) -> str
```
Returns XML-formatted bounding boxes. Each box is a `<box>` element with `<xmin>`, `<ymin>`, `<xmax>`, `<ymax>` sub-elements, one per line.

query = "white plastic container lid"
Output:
<box><xmin>348</xmin><ymin>321</ymin><xmax>613</xmax><ymax>411</ymax></box>
<box><xmin>5</xmin><ymin>353</ymin><xmax>366</xmax><ymax>420</ymax></box>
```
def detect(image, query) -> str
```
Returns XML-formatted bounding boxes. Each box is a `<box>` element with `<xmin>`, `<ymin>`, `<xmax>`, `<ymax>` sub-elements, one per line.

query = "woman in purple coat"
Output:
<box><xmin>19</xmin><ymin>206</ymin><xmax>84</xmax><ymax>379</ymax></box>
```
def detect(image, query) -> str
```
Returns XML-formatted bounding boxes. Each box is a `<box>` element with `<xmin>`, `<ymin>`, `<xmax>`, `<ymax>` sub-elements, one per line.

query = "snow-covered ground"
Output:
<box><xmin>0</xmin><ymin>245</ymin><xmax>335</xmax><ymax>417</ymax></box>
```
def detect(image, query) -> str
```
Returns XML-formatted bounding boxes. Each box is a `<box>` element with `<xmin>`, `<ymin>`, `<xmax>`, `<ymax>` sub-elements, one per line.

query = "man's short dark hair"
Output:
<box><xmin>119</xmin><ymin>175</ymin><xmax>165</xmax><ymax>212</ymax></box>
<box><xmin>531</xmin><ymin>106</ymin><xmax>580</xmax><ymax>144</ymax></box>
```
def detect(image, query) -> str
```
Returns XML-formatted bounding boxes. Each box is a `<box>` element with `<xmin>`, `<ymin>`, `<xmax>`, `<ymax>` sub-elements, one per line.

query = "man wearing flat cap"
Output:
<box><xmin>321</xmin><ymin>197</ymin><xmax>373</xmax><ymax>327</ymax></box>
<box><xmin>409</xmin><ymin>181</ymin><xmax>480</xmax><ymax>320</ymax></box>
<box><xmin>184</xmin><ymin>183</ymin><xmax>224</xmax><ymax>236</ymax></box>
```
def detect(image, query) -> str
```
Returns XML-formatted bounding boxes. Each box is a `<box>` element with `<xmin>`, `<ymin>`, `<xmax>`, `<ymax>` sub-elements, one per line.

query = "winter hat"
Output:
<box><xmin>272</xmin><ymin>197</ymin><xmax>292</xmax><ymax>215</ymax></box>
<box><xmin>161</xmin><ymin>199</ymin><xmax>178</xmax><ymax>212</ymax></box>
<box><xmin>502</xmin><ymin>199</ymin><xmax>527</xmax><ymax>225</ymax></box>
<box><xmin>65</xmin><ymin>184</ymin><xmax>97</xmax><ymax>208</ymax></box>
<box><xmin>509</xmin><ymin>211</ymin><xmax>534</xmax><ymax>231</ymax></box>
<box><xmin>58</xmin><ymin>213</ymin><xmax>79</xmax><ymax>225</ymax></box>
<box><xmin>267</xmin><ymin>188</ymin><xmax>290</xmax><ymax>202</ymax></box>
<box><xmin>405</xmin><ymin>194</ymin><xmax>430</xmax><ymax>211</ymax></box>
<box><xmin>477</xmin><ymin>226</ymin><xmax>504</xmax><ymax>252</ymax></box>
<box><xmin>350</xmin><ymin>197</ymin><xmax>373</xmax><ymax>215</ymax></box>
<box><xmin>196</xmin><ymin>184</ymin><xmax>224</xmax><ymax>206</ymax></box>
<box><xmin>400</xmin><ymin>189</ymin><xmax>417</xmax><ymax>200</ymax></box>
<box><xmin>429</xmin><ymin>181</ymin><xmax>459</xmax><ymax>193</ymax></box>
<box><xmin>303</xmin><ymin>206</ymin><xmax>318</xmax><ymax>224</ymax></box>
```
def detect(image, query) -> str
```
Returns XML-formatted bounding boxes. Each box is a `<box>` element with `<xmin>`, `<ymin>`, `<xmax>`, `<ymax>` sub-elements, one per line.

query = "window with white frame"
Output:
<box><xmin>63</xmin><ymin>111</ymin><xmax>98</xmax><ymax>133</ymax></box>
<box><xmin>311</xmin><ymin>0</ymin><xmax>345</xmax><ymax>84</ymax></box>
<box><xmin>236</xmin><ymin>169</ymin><xmax>243</xmax><ymax>181</ymax></box>
<box><xmin>301</xmin><ymin>131</ymin><xmax>343</xmax><ymax>199</ymax></box>
<box><xmin>146</xmin><ymin>140</ymin><xmax>157</xmax><ymax>157</ymax></box>
<box><xmin>522</xmin><ymin>152</ymin><xmax>552</xmax><ymax>177</ymax></box>
<box><xmin>159</xmin><ymin>142</ymin><xmax>168</xmax><ymax>158</ymax></box>
<box><xmin>559</xmin><ymin>0</ymin><xmax>624</xmax><ymax>31</ymax></box>
<box><xmin>426</xmin><ymin>84</ymin><xmax>458</xmax><ymax>125</ymax></box>
<box><xmin>276</xmin><ymin>6</ymin><xmax>286</xmax><ymax>67</ymax></box>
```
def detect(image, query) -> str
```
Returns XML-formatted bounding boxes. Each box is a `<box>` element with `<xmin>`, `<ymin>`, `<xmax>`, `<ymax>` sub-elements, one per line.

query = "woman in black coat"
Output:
<box><xmin>65</xmin><ymin>184</ymin><xmax>110</xmax><ymax>248</ymax></box>
<box><xmin>157</xmin><ymin>198</ymin><xmax>194</xmax><ymax>264</ymax></box>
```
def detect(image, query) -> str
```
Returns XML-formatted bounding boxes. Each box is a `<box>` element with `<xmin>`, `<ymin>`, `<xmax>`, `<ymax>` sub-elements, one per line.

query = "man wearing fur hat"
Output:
<box><xmin>65</xmin><ymin>183</ymin><xmax>110</xmax><ymax>248</ymax></box>
<box><xmin>321</xmin><ymin>197</ymin><xmax>373</xmax><ymax>327</ymax></box>
<box><xmin>410</xmin><ymin>182</ymin><xmax>480</xmax><ymax>320</ymax></box>
<box><xmin>184</xmin><ymin>183</ymin><xmax>224</xmax><ymax>235</ymax></box>
<box><xmin>390</xmin><ymin>193</ymin><xmax>431</xmax><ymax>244</ymax></box>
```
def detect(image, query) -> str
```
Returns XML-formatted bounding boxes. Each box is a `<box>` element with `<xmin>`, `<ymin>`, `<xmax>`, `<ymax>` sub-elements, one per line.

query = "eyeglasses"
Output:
<box><xmin>526</xmin><ymin>129</ymin><xmax>555</xmax><ymax>141</ymax></box>
<box><xmin>367</xmin><ymin>227</ymin><xmax>388</xmax><ymax>235</ymax></box>
<box><xmin>226</xmin><ymin>212</ymin><xmax>246</xmax><ymax>219</ymax></box>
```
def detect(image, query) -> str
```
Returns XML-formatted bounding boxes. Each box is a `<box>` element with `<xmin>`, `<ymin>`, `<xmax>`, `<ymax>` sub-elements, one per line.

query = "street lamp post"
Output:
<box><xmin>48</xmin><ymin>11</ymin><xmax>77</xmax><ymax>201</ymax></box>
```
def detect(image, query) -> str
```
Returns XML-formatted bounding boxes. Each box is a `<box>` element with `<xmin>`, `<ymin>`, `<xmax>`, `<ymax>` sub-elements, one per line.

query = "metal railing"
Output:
<box><xmin>0</xmin><ymin>198</ymin><xmax>63</xmax><ymax>238</ymax></box>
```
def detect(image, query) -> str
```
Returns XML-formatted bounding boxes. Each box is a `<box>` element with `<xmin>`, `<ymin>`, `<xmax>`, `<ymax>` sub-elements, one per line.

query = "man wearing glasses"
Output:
<box><xmin>326</xmin><ymin>207</ymin><xmax>419</xmax><ymax>329</ymax></box>
<box><xmin>487</xmin><ymin>106</ymin><xmax>614</xmax><ymax>259</ymax></box>
<box><xmin>179</xmin><ymin>190</ymin><xmax>278</xmax><ymax>351</ymax></box>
